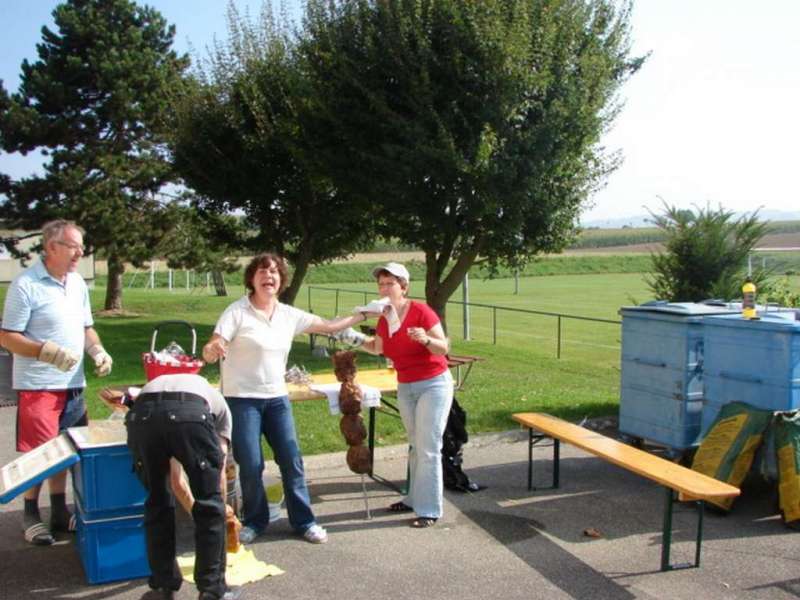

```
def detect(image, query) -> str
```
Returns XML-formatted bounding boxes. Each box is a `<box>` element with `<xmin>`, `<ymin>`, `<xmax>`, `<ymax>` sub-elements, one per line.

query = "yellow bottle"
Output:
<box><xmin>742</xmin><ymin>279</ymin><xmax>757</xmax><ymax>319</ymax></box>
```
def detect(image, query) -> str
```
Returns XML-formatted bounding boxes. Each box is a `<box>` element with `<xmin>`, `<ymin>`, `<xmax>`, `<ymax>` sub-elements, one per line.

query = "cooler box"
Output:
<box><xmin>76</xmin><ymin>501</ymin><xmax>149</xmax><ymax>584</ymax></box>
<box><xmin>701</xmin><ymin>312</ymin><xmax>800</xmax><ymax>436</ymax></box>
<box><xmin>0</xmin><ymin>421</ymin><xmax>150</xmax><ymax>584</ymax></box>
<box><xmin>68</xmin><ymin>423</ymin><xmax>147</xmax><ymax>518</ymax></box>
<box><xmin>618</xmin><ymin>302</ymin><xmax>736</xmax><ymax>450</ymax></box>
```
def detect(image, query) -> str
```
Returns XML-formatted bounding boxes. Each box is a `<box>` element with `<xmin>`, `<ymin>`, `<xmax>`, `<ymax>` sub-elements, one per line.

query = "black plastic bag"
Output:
<box><xmin>442</xmin><ymin>397</ymin><xmax>485</xmax><ymax>492</ymax></box>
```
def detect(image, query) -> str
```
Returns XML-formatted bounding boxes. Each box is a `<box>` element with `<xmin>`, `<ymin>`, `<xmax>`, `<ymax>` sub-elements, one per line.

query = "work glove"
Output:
<box><xmin>38</xmin><ymin>341</ymin><xmax>80</xmax><ymax>372</ymax></box>
<box><xmin>87</xmin><ymin>344</ymin><xmax>113</xmax><ymax>377</ymax></box>
<box><xmin>332</xmin><ymin>327</ymin><xmax>367</xmax><ymax>347</ymax></box>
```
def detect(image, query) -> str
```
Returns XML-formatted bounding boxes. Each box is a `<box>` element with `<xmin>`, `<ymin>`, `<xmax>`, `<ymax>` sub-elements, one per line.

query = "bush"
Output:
<box><xmin>766</xmin><ymin>277</ymin><xmax>800</xmax><ymax>308</ymax></box>
<box><xmin>645</xmin><ymin>203</ymin><xmax>769</xmax><ymax>302</ymax></box>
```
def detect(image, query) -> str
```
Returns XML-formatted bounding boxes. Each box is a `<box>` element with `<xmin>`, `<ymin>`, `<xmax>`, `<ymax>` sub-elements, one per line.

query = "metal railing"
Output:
<box><xmin>306</xmin><ymin>285</ymin><xmax>620</xmax><ymax>359</ymax></box>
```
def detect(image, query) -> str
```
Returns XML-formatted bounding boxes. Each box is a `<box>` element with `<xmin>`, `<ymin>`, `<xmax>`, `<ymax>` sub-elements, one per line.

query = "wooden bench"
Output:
<box><xmin>512</xmin><ymin>412</ymin><xmax>740</xmax><ymax>572</ymax></box>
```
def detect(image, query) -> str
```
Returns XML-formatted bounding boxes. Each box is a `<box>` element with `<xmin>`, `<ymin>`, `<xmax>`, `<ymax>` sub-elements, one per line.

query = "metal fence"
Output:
<box><xmin>306</xmin><ymin>285</ymin><xmax>621</xmax><ymax>360</ymax></box>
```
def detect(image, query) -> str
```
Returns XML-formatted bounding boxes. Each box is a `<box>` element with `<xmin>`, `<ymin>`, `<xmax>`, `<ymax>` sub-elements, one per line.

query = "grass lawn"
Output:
<box><xmin>3</xmin><ymin>268</ymin><xmax>796</xmax><ymax>456</ymax></box>
<box><xmin>85</xmin><ymin>273</ymin><xmax>637</xmax><ymax>455</ymax></box>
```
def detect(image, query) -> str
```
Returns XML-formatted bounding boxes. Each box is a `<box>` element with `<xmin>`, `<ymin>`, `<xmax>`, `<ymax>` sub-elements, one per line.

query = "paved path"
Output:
<box><xmin>1</xmin><ymin>406</ymin><xmax>799</xmax><ymax>600</ymax></box>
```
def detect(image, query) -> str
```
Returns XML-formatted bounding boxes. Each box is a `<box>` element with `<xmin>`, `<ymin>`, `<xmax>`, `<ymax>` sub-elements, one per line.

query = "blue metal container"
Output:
<box><xmin>701</xmin><ymin>312</ymin><xmax>800</xmax><ymax>436</ymax></box>
<box><xmin>618</xmin><ymin>302</ymin><xmax>736</xmax><ymax>450</ymax></box>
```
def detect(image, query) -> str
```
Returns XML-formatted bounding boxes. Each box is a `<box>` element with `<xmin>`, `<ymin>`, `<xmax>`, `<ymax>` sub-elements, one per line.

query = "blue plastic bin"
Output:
<box><xmin>0</xmin><ymin>423</ymin><xmax>150</xmax><ymax>585</ymax></box>
<box><xmin>701</xmin><ymin>312</ymin><xmax>800</xmax><ymax>436</ymax></box>
<box><xmin>618</xmin><ymin>302</ymin><xmax>736</xmax><ymax>450</ymax></box>
<box><xmin>68</xmin><ymin>426</ymin><xmax>147</xmax><ymax>518</ymax></box>
<box><xmin>76</xmin><ymin>504</ymin><xmax>149</xmax><ymax>584</ymax></box>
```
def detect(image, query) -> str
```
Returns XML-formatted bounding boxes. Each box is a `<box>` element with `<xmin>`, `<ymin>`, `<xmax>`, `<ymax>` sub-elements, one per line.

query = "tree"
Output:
<box><xmin>0</xmin><ymin>0</ymin><xmax>189</xmax><ymax>310</ymax></box>
<box><xmin>645</xmin><ymin>202</ymin><xmax>770</xmax><ymax>302</ymax></box>
<box><xmin>171</xmin><ymin>3</ymin><xmax>377</xmax><ymax>305</ymax></box>
<box><xmin>156</xmin><ymin>201</ymin><xmax>246</xmax><ymax>296</ymax></box>
<box><xmin>299</xmin><ymin>0</ymin><xmax>645</xmax><ymax>324</ymax></box>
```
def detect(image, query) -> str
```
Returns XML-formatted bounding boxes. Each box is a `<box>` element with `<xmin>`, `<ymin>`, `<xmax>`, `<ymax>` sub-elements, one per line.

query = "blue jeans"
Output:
<box><xmin>227</xmin><ymin>396</ymin><xmax>316</xmax><ymax>534</ymax></box>
<box><xmin>396</xmin><ymin>370</ymin><xmax>454</xmax><ymax>519</ymax></box>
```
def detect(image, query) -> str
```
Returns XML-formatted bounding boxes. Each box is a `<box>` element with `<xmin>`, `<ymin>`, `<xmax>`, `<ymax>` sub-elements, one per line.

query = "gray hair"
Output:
<box><xmin>41</xmin><ymin>219</ymin><xmax>83</xmax><ymax>254</ymax></box>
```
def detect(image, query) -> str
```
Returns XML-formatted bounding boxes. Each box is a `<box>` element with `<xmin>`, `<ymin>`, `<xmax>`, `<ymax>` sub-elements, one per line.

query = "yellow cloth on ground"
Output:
<box><xmin>178</xmin><ymin>546</ymin><xmax>284</xmax><ymax>586</ymax></box>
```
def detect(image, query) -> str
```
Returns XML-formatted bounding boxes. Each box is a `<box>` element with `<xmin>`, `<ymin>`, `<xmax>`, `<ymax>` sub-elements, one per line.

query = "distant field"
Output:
<box><xmin>571</xmin><ymin>220</ymin><xmax>800</xmax><ymax>250</ymax></box>
<box><xmin>93</xmin><ymin>222</ymin><xmax>800</xmax><ymax>278</ymax></box>
<box><xmin>568</xmin><ymin>232</ymin><xmax>800</xmax><ymax>257</ymax></box>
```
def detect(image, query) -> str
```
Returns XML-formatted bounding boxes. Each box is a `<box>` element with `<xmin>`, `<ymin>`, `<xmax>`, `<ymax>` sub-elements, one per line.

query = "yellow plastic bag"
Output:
<box><xmin>774</xmin><ymin>412</ymin><xmax>800</xmax><ymax>524</ymax></box>
<box><xmin>689</xmin><ymin>402</ymin><xmax>772</xmax><ymax>510</ymax></box>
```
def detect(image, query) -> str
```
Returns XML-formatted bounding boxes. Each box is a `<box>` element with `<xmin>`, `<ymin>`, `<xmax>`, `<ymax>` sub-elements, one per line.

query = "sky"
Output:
<box><xmin>1</xmin><ymin>1</ymin><xmax>799</xmax><ymax>226</ymax></box>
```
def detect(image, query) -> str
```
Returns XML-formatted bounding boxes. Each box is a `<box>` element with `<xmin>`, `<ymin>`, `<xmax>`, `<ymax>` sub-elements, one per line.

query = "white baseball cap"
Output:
<box><xmin>372</xmin><ymin>262</ymin><xmax>410</xmax><ymax>282</ymax></box>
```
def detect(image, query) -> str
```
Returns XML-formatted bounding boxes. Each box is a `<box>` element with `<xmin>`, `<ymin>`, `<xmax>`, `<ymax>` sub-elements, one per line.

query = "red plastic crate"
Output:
<box><xmin>142</xmin><ymin>320</ymin><xmax>204</xmax><ymax>381</ymax></box>
<box><xmin>142</xmin><ymin>353</ymin><xmax>204</xmax><ymax>381</ymax></box>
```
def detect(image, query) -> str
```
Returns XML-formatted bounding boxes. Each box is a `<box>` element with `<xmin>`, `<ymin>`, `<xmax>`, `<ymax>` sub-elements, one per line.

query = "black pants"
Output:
<box><xmin>126</xmin><ymin>392</ymin><xmax>226</xmax><ymax>598</ymax></box>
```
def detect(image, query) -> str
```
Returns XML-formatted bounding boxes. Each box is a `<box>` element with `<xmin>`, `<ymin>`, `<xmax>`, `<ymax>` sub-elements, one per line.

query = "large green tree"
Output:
<box><xmin>300</xmin><ymin>0</ymin><xmax>644</xmax><ymax>323</ymax></box>
<box><xmin>0</xmin><ymin>0</ymin><xmax>189</xmax><ymax>310</ymax></box>
<box><xmin>171</xmin><ymin>3</ymin><xmax>377</xmax><ymax>305</ymax></box>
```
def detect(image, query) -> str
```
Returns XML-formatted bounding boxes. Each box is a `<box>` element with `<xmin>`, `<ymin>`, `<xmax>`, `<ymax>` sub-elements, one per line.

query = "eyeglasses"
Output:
<box><xmin>55</xmin><ymin>241</ymin><xmax>85</xmax><ymax>252</ymax></box>
<box><xmin>378</xmin><ymin>278</ymin><xmax>402</xmax><ymax>288</ymax></box>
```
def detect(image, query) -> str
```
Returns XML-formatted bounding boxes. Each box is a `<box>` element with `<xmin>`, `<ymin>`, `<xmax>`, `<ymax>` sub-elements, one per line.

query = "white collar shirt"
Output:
<box><xmin>213</xmin><ymin>296</ymin><xmax>315</xmax><ymax>398</ymax></box>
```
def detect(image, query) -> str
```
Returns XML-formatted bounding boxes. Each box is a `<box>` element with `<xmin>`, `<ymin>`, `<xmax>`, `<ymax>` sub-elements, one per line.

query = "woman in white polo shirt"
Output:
<box><xmin>202</xmin><ymin>253</ymin><xmax>366</xmax><ymax>545</ymax></box>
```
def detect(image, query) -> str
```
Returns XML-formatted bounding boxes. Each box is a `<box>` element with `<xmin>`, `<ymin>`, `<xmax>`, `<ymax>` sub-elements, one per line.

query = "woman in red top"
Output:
<box><xmin>361</xmin><ymin>262</ymin><xmax>454</xmax><ymax>527</ymax></box>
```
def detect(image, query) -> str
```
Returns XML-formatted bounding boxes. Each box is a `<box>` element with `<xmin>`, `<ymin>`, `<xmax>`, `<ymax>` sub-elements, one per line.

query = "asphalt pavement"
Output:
<box><xmin>1</xmin><ymin>405</ymin><xmax>799</xmax><ymax>600</ymax></box>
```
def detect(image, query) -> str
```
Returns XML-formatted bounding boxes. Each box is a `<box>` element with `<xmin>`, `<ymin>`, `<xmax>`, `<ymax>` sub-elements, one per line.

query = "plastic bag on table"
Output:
<box><xmin>285</xmin><ymin>364</ymin><xmax>311</xmax><ymax>386</ymax></box>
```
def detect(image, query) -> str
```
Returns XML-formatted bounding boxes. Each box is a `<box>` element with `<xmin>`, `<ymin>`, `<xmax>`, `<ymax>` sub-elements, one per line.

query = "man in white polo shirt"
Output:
<box><xmin>0</xmin><ymin>219</ymin><xmax>113</xmax><ymax>546</ymax></box>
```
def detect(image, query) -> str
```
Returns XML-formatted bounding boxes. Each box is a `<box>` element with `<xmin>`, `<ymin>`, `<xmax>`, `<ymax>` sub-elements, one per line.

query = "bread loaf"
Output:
<box><xmin>333</xmin><ymin>350</ymin><xmax>372</xmax><ymax>475</ymax></box>
<box><xmin>340</xmin><ymin>414</ymin><xmax>367</xmax><ymax>445</ymax></box>
<box><xmin>346</xmin><ymin>445</ymin><xmax>372</xmax><ymax>474</ymax></box>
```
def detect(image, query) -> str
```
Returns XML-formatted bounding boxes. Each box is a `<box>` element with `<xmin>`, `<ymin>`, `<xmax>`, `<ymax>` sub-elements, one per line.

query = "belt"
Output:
<box><xmin>135</xmin><ymin>391</ymin><xmax>206</xmax><ymax>405</ymax></box>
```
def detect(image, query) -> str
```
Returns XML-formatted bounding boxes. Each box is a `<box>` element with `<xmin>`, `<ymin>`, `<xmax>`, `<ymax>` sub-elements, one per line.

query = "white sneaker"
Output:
<box><xmin>303</xmin><ymin>524</ymin><xmax>328</xmax><ymax>544</ymax></box>
<box><xmin>239</xmin><ymin>526</ymin><xmax>260</xmax><ymax>544</ymax></box>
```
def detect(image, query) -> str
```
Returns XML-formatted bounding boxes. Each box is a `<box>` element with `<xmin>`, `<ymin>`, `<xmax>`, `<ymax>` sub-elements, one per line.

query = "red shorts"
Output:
<box><xmin>16</xmin><ymin>389</ymin><xmax>87</xmax><ymax>452</ymax></box>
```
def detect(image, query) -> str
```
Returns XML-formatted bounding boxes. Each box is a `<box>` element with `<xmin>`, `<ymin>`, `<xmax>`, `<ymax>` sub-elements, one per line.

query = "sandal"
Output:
<box><xmin>51</xmin><ymin>512</ymin><xmax>77</xmax><ymax>533</ymax></box>
<box><xmin>24</xmin><ymin>521</ymin><xmax>55</xmax><ymax>546</ymax></box>
<box><xmin>410</xmin><ymin>517</ymin><xmax>437</xmax><ymax>528</ymax></box>
<box><xmin>387</xmin><ymin>501</ymin><xmax>413</xmax><ymax>513</ymax></box>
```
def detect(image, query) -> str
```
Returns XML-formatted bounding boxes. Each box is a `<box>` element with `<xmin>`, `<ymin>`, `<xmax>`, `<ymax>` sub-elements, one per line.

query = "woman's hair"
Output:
<box><xmin>244</xmin><ymin>253</ymin><xmax>289</xmax><ymax>294</ymax></box>
<box><xmin>374</xmin><ymin>269</ymin><xmax>409</xmax><ymax>293</ymax></box>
